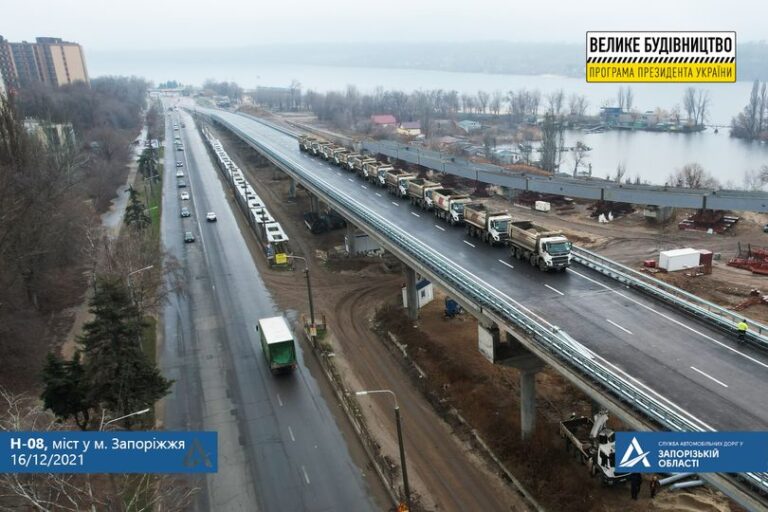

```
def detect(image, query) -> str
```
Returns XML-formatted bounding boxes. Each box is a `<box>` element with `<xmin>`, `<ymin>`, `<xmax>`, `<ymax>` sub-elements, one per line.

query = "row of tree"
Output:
<box><xmin>0</xmin><ymin>77</ymin><xmax>149</xmax><ymax>393</ymax></box>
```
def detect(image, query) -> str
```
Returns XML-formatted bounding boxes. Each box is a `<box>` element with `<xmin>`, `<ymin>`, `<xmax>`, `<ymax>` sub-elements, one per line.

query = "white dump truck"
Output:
<box><xmin>508</xmin><ymin>220</ymin><xmax>572</xmax><ymax>271</ymax></box>
<box><xmin>384</xmin><ymin>168</ymin><xmax>416</xmax><ymax>197</ymax></box>
<box><xmin>463</xmin><ymin>202</ymin><xmax>512</xmax><ymax>246</ymax></box>
<box><xmin>432</xmin><ymin>188</ymin><xmax>471</xmax><ymax>225</ymax></box>
<box><xmin>406</xmin><ymin>179</ymin><xmax>441</xmax><ymax>210</ymax></box>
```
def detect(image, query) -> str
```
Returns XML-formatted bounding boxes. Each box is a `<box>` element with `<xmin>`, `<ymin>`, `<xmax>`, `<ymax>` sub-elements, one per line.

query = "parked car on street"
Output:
<box><xmin>180</xmin><ymin>191</ymin><xmax>190</xmax><ymax>200</ymax></box>
<box><xmin>180</xmin><ymin>207</ymin><xmax>191</xmax><ymax>217</ymax></box>
<box><xmin>175</xmin><ymin>170</ymin><xmax>184</xmax><ymax>178</ymax></box>
<box><xmin>176</xmin><ymin>161</ymin><xmax>183</xmax><ymax>167</ymax></box>
<box><xmin>184</xmin><ymin>231</ymin><xmax>195</xmax><ymax>243</ymax></box>
<box><xmin>206</xmin><ymin>212</ymin><xmax>217</xmax><ymax>222</ymax></box>
<box><xmin>177</xmin><ymin>179</ymin><xmax>186</xmax><ymax>188</ymax></box>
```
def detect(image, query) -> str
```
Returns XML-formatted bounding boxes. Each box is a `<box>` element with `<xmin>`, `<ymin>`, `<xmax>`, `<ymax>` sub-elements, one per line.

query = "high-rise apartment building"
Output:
<box><xmin>0</xmin><ymin>35</ymin><xmax>88</xmax><ymax>92</ymax></box>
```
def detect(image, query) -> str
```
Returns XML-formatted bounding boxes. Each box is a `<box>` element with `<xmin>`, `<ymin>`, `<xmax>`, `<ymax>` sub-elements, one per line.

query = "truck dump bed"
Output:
<box><xmin>509</xmin><ymin>220</ymin><xmax>563</xmax><ymax>247</ymax></box>
<box><xmin>464</xmin><ymin>202</ymin><xmax>506</xmax><ymax>228</ymax></box>
<box><xmin>407</xmin><ymin>178</ymin><xmax>439</xmax><ymax>198</ymax></box>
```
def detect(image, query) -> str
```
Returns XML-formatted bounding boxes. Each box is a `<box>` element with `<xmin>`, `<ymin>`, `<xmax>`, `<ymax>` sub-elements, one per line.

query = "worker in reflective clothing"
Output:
<box><xmin>737</xmin><ymin>319</ymin><xmax>748</xmax><ymax>342</ymax></box>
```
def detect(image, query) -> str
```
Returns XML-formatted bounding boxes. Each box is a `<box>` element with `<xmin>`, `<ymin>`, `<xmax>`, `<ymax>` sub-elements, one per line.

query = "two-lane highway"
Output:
<box><xmin>160</xmin><ymin>106</ymin><xmax>383</xmax><ymax>511</ymax></box>
<box><xmin>203</xmin><ymin>109</ymin><xmax>768</xmax><ymax>433</ymax></box>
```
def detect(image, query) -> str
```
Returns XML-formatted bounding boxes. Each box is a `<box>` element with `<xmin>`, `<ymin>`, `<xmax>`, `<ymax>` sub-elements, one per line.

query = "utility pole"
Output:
<box><xmin>287</xmin><ymin>256</ymin><xmax>316</xmax><ymax>341</ymax></box>
<box><xmin>356</xmin><ymin>389</ymin><xmax>410</xmax><ymax>510</ymax></box>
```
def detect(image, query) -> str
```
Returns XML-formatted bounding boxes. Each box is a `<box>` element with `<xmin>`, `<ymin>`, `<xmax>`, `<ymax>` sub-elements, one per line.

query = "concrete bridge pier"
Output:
<box><xmin>345</xmin><ymin>223</ymin><xmax>357</xmax><ymax>256</ymax></box>
<box><xmin>309</xmin><ymin>195</ymin><xmax>320</xmax><ymax>213</ymax></box>
<box><xmin>288</xmin><ymin>178</ymin><xmax>296</xmax><ymax>199</ymax></box>
<box><xmin>488</xmin><ymin>327</ymin><xmax>545</xmax><ymax>441</ymax></box>
<box><xmin>404</xmin><ymin>266</ymin><xmax>419</xmax><ymax>321</ymax></box>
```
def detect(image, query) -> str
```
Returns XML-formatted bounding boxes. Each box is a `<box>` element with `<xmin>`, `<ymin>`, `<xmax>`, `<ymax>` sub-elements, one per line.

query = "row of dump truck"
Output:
<box><xmin>203</xmin><ymin>127</ymin><xmax>291</xmax><ymax>267</ymax></box>
<box><xmin>298</xmin><ymin>135</ymin><xmax>572</xmax><ymax>271</ymax></box>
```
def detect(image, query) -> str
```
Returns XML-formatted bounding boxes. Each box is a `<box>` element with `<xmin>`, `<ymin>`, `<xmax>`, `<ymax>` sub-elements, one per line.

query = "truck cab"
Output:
<box><xmin>539</xmin><ymin>235</ymin><xmax>573</xmax><ymax>269</ymax></box>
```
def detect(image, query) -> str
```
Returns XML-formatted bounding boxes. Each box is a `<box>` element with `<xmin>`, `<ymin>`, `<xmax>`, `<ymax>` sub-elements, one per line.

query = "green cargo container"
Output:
<box><xmin>257</xmin><ymin>316</ymin><xmax>296</xmax><ymax>374</ymax></box>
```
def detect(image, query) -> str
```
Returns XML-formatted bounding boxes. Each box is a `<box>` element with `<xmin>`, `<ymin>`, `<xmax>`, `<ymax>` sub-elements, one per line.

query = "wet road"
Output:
<box><xmin>159</xmin><ymin>105</ymin><xmax>381</xmax><ymax>511</ymax></box>
<box><xmin>202</xmin><ymin>108</ymin><xmax>768</xmax><ymax>433</ymax></box>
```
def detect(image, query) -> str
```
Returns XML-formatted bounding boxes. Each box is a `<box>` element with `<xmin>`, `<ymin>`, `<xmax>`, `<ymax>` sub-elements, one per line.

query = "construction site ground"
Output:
<box><xmin>210</xmin><ymin>118</ymin><xmax>746</xmax><ymax>511</ymax></box>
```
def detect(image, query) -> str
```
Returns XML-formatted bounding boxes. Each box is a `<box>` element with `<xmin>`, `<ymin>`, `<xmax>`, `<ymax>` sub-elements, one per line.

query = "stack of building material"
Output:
<box><xmin>728</xmin><ymin>245</ymin><xmax>768</xmax><ymax>274</ymax></box>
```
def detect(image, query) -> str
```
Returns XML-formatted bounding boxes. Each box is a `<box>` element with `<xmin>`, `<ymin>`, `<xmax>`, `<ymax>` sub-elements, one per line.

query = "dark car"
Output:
<box><xmin>180</xmin><ymin>207</ymin><xmax>191</xmax><ymax>218</ymax></box>
<box><xmin>177</xmin><ymin>179</ymin><xmax>186</xmax><ymax>188</ymax></box>
<box><xmin>184</xmin><ymin>231</ymin><xmax>195</xmax><ymax>243</ymax></box>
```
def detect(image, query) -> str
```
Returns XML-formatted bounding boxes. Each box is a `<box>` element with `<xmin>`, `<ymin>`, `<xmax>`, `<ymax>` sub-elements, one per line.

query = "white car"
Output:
<box><xmin>176</xmin><ymin>170</ymin><xmax>184</xmax><ymax>178</ymax></box>
<box><xmin>206</xmin><ymin>212</ymin><xmax>217</xmax><ymax>222</ymax></box>
<box><xmin>180</xmin><ymin>191</ymin><xmax>190</xmax><ymax>200</ymax></box>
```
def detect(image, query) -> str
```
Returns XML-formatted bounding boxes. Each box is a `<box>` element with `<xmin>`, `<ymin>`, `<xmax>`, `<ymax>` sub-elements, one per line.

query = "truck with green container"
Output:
<box><xmin>257</xmin><ymin>316</ymin><xmax>297</xmax><ymax>374</ymax></box>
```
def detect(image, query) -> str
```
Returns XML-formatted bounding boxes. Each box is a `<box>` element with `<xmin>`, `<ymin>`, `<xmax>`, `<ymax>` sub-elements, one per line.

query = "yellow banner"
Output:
<box><xmin>587</xmin><ymin>62</ymin><xmax>735</xmax><ymax>83</ymax></box>
<box><xmin>275</xmin><ymin>253</ymin><xmax>287</xmax><ymax>265</ymax></box>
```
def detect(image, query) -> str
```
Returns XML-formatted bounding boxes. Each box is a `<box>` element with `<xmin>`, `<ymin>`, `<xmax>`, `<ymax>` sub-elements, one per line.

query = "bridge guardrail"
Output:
<box><xmin>208</xmin><ymin>111</ymin><xmax>768</xmax><ymax>505</ymax></box>
<box><xmin>571</xmin><ymin>246</ymin><xmax>768</xmax><ymax>350</ymax></box>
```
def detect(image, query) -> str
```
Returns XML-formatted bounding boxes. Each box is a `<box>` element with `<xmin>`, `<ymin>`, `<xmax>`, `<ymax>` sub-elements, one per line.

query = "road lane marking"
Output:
<box><xmin>301</xmin><ymin>465</ymin><xmax>311</xmax><ymax>485</ymax></box>
<box><xmin>606</xmin><ymin>319</ymin><xmax>633</xmax><ymax>335</ymax></box>
<box><xmin>690</xmin><ymin>366</ymin><xmax>729</xmax><ymax>388</ymax></box>
<box><xmin>277</xmin><ymin>394</ymin><xmax>283</xmax><ymax>407</ymax></box>
<box><xmin>411</xmin><ymin>212</ymin><xmax>420</xmax><ymax>217</ymax></box>
<box><xmin>347</xmin><ymin>178</ymin><xmax>354</xmax><ymax>182</ymax></box>
<box><xmin>498</xmin><ymin>259</ymin><xmax>515</xmax><ymax>270</ymax></box>
<box><xmin>228</xmin><ymin>131</ymin><xmax>721</xmax><ymax>434</ymax></box>
<box><xmin>288</xmin><ymin>426</ymin><xmax>295</xmax><ymax>442</ymax></box>
<box><xmin>463</xmin><ymin>240</ymin><xmax>475</xmax><ymax>248</ymax></box>
<box><xmin>392</xmin><ymin>201</ymin><xmax>400</xmax><ymax>207</ymax></box>
<box><xmin>336</xmin><ymin>172</ymin><xmax>341</xmax><ymax>176</ymax></box>
<box><xmin>435</xmin><ymin>225</ymin><xmax>445</xmax><ymax>231</ymax></box>
<box><xmin>544</xmin><ymin>284</ymin><xmax>564</xmax><ymax>296</ymax></box>
<box><xmin>361</xmin><ymin>185</ymin><xmax>367</xmax><ymax>189</ymax></box>
<box><xmin>375</xmin><ymin>192</ymin><xmax>382</xmax><ymax>197</ymax></box>
<box><xmin>568</xmin><ymin>268</ymin><xmax>768</xmax><ymax>370</ymax></box>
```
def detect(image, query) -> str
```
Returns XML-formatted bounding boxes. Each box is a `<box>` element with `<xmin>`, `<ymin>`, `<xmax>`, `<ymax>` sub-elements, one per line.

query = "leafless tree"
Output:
<box><xmin>571</xmin><ymin>141</ymin><xmax>591</xmax><ymax>177</ymax></box>
<box><xmin>489</xmin><ymin>90</ymin><xmax>503</xmax><ymax>116</ymax></box>
<box><xmin>568</xmin><ymin>94</ymin><xmax>589</xmax><ymax>119</ymax></box>
<box><xmin>546</xmin><ymin>89</ymin><xmax>565</xmax><ymax>116</ymax></box>
<box><xmin>683</xmin><ymin>88</ymin><xmax>709</xmax><ymax>126</ymax></box>
<box><xmin>0</xmin><ymin>388</ymin><xmax>198</xmax><ymax>511</ymax></box>
<box><xmin>617</xmin><ymin>87</ymin><xmax>626</xmax><ymax>111</ymax></box>
<box><xmin>614</xmin><ymin>162</ymin><xmax>627</xmax><ymax>183</ymax></box>
<box><xmin>476</xmin><ymin>90</ymin><xmax>490</xmax><ymax>114</ymax></box>
<box><xmin>667</xmin><ymin>163</ymin><xmax>719</xmax><ymax>189</ymax></box>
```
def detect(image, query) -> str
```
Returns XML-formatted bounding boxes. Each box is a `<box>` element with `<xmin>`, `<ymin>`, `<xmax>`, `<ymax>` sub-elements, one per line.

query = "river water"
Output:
<box><xmin>90</xmin><ymin>58</ymin><xmax>768</xmax><ymax>186</ymax></box>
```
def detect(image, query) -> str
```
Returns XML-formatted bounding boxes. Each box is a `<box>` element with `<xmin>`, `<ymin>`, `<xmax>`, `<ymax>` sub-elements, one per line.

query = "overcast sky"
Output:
<box><xmin>3</xmin><ymin>0</ymin><xmax>765</xmax><ymax>51</ymax></box>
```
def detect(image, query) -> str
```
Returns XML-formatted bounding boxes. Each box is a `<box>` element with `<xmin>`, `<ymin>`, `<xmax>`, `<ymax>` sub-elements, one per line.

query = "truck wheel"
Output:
<box><xmin>529</xmin><ymin>254</ymin><xmax>537</xmax><ymax>267</ymax></box>
<box><xmin>539</xmin><ymin>259</ymin><xmax>548</xmax><ymax>272</ymax></box>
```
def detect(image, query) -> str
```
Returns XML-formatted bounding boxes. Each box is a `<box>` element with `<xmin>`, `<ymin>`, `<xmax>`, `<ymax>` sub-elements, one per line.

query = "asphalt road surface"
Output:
<box><xmin>201</xmin><ymin>108</ymin><xmax>768</xmax><ymax>433</ymax></box>
<box><xmin>159</xmin><ymin>105</ymin><xmax>382</xmax><ymax>512</ymax></box>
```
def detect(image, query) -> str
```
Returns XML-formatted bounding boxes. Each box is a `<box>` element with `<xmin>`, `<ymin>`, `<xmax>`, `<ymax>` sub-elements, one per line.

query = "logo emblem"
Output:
<box><xmin>619</xmin><ymin>436</ymin><xmax>651</xmax><ymax>468</ymax></box>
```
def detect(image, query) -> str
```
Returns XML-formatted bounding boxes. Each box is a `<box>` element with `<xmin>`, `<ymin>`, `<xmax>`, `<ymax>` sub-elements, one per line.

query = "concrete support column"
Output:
<box><xmin>288</xmin><ymin>178</ymin><xmax>296</xmax><ymax>199</ymax></box>
<box><xmin>346</xmin><ymin>223</ymin><xmax>357</xmax><ymax>256</ymax></box>
<box><xmin>309</xmin><ymin>195</ymin><xmax>319</xmax><ymax>213</ymax></box>
<box><xmin>520</xmin><ymin>369</ymin><xmax>537</xmax><ymax>441</ymax></box>
<box><xmin>496</xmin><ymin>331</ymin><xmax>545</xmax><ymax>441</ymax></box>
<box><xmin>404</xmin><ymin>266</ymin><xmax>419</xmax><ymax>321</ymax></box>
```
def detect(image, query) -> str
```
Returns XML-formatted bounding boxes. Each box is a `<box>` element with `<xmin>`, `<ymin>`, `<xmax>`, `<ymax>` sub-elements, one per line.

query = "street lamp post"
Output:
<box><xmin>126</xmin><ymin>265</ymin><xmax>154</xmax><ymax>305</ymax></box>
<box><xmin>287</xmin><ymin>256</ymin><xmax>316</xmax><ymax>341</ymax></box>
<box><xmin>356</xmin><ymin>389</ymin><xmax>410</xmax><ymax>510</ymax></box>
<box><xmin>99</xmin><ymin>408</ymin><xmax>150</xmax><ymax>431</ymax></box>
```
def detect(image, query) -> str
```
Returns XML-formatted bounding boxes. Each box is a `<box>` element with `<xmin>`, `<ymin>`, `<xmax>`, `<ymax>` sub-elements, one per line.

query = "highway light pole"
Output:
<box><xmin>356</xmin><ymin>389</ymin><xmax>410</xmax><ymax>510</ymax></box>
<box><xmin>287</xmin><ymin>255</ymin><xmax>316</xmax><ymax>340</ymax></box>
<box><xmin>127</xmin><ymin>265</ymin><xmax>154</xmax><ymax>306</ymax></box>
